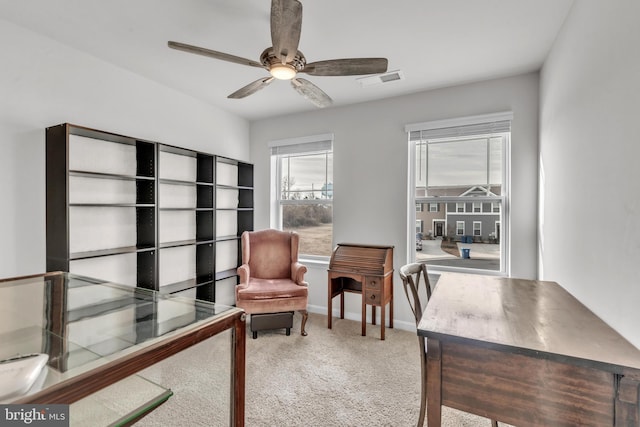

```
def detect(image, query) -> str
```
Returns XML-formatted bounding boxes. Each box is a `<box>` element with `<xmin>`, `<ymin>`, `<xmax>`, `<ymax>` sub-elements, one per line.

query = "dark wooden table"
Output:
<box><xmin>417</xmin><ymin>273</ymin><xmax>640</xmax><ymax>427</ymax></box>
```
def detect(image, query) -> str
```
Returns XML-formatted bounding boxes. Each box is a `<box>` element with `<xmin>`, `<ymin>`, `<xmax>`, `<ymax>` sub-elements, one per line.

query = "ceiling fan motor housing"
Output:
<box><xmin>260</xmin><ymin>47</ymin><xmax>306</xmax><ymax>71</ymax></box>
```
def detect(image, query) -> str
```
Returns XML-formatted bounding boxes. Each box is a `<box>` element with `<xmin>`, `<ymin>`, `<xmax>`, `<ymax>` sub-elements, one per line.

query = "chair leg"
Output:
<box><xmin>286</xmin><ymin>327</ymin><xmax>291</xmax><ymax>336</ymax></box>
<box><xmin>252</xmin><ymin>331</ymin><xmax>257</xmax><ymax>339</ymax></box>
<box><xmin>299</xmin><ymin>309</ymin><xmax>308</xmax><ymax>336</ymax></box>
<box><xmin>418</xmin><ymin>353</ymin><xmax>427</xmax><ymax>426</ymax></box>
<box><xmin>414</xmin><ymin>336</ymin><xmax>428</xmax><ymax>426</ymax></box>
<box><xmin>491</xmin><ymin>421</ymin><xmax>498</xmax><ymax>427</ymax></box>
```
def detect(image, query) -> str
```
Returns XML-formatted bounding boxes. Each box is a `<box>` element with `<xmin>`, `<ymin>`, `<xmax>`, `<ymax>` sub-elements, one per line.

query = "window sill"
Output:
<box><xmin>299</xmin><ymin>256</ymin><xmax>330</xmax><ymax>268</ymax></box>
<box><xmin>425</xmin><ymin>264</ymin><xmax>507</xmax><ymax>277</ymax></box>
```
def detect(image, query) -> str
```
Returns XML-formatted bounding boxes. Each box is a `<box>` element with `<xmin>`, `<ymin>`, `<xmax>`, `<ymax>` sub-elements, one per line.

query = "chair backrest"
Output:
<box><xmin>399</xmin><ymin>263</ymin><xmax>432</xmax><ymax>326</ymax></box>
<box><xmin>242</xmin><ymin>229</ymin><xmax>299</xmax><ymax>280</ymax></box>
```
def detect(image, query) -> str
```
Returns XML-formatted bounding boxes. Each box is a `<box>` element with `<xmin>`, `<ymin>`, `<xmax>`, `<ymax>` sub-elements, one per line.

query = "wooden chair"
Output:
<box><xmin>399</xmin><ymin>263</ymin><xmax>498</xmax><ymax>427</ymax></box>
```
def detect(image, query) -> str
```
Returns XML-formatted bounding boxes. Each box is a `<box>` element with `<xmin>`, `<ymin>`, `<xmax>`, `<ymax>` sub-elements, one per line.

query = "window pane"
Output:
<box><xmin>415</xmin><ymin>142</ymin><xmax>427</xmax><ymax>190</ymax></box>
<box><xmin>489</xmin><ymin>137</ymin><xmax>503</xmax><ymax>186</ymax></box>
<box><xmin>428</xmin><ymin>138</ymin><xmax>488</xmax><ymax>187</ymax></box>
<box><xmin>415</xmin><ymin>200</ymin><xmax>502</xmax><ymax>271</ymax></box>
<box><xmin>415</xmin><ymin>135</ymin><xmax>504</xmax><ymax>197</ymax></box>
<box><xmin>412</xmin><ymin>128</ymin><xmax>507</xmax><ymax>273</ymax></box>
<box><xmin>281</xmin><ymin>153</ymin><xmax>332</xmax><ymax>200</ymax></box>
<box><xmin>282</xmin><ymin>204</ymin><xmax>333</xmax><ymax>257</ymax></box>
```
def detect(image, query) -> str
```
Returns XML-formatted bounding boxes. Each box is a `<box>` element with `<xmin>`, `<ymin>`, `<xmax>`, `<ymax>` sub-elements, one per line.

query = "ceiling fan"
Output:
<box><xmin>168</xmin><ymin>0</ymin><xmax>388</xmax><ymax>108</ymax></box>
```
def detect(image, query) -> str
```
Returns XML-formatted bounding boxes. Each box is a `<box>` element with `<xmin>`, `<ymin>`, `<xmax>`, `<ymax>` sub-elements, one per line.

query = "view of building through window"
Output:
<box><xmin>278</xmin><ymin>150</ymin><xmax>333</xmax><ymax>257</ymax></box>
<box><xmin>413</xmin><ymin>131</ymin><xmax>508</xmax><ymax>272</ymax></box>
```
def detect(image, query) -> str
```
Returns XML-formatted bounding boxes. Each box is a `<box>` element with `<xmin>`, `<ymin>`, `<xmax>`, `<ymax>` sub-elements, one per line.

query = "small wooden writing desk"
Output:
<box><xmin>418</xmin><ymin>273</ymin><xmax>640</xmax><ymax>427</ymax></box>
<box><xmin>327</xmin><ymin>244</ymin><xmax>393</xmax><ymax>340</ymax></box>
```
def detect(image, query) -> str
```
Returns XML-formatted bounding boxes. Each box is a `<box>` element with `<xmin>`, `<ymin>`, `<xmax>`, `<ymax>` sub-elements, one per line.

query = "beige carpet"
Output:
<box><xmin>136</xmin><ymin>312</ymin><xmax>498</xmax><ymax>426</ymax></box>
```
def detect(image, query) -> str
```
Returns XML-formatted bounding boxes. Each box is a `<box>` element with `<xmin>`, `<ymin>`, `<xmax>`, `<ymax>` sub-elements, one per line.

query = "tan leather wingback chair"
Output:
<box><xmin>236</xmin><ymin>229</ymin><xmax>309</xmax><ymax>337</ymax></box>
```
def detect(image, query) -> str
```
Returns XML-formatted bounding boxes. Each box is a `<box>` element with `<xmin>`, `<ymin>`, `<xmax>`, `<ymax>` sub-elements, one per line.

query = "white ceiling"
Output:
<box><xmin>0</xmin><ymin>0</ymin><xmax>574</xmax><ymax>121</ymax></box>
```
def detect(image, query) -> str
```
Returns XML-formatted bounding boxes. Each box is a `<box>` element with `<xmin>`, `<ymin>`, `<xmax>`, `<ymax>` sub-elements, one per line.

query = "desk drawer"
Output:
<box><xmin>364</xmin><ymin>276</ymin><xmax>381</xmax><ymax>290</ymax></box>
<box><xmin>365</xmin><ymin>289</ymin><xmax>381</xmax><ymax>305</ymax></box>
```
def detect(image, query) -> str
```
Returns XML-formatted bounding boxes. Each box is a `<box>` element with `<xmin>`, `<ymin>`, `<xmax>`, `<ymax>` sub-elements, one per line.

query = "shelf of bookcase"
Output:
<box><xmin>158</xmin><ymin>278</ymin><xmax>215</xmax><ymax>295</ymax></box>
<box><xmin>70</xmin><ymin>245</ymin><xmax>156</xmax><ymax>260</ymax></box>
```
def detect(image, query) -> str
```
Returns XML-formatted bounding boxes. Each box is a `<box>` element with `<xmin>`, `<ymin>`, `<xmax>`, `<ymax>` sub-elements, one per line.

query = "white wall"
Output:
<box><xmin>540</xmin><ymin>1</ymin><xmax>640</xmax><ymax>348</ymax></box>
<box><xmin>0</xmin><ymin>20</ymin><xmax>250</xmax><ymax>278</ymax></box>
<box><xmin>250</xmin><ymin>73</ymin><xmax>540</xmax><ymax>329</ymax></box>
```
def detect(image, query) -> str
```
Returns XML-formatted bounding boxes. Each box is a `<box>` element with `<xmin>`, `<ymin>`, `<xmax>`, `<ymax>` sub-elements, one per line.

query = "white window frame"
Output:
<box><xmin>270</xmin><ymin>133</ymin><xmax>334</xmax><ymax>262</ymax></box>
<box><xmin>456</xmin><ymin>203</ymin><xmax>465</xmax><ymax>213</ymax></box>
<box><xmin>406</xmin><ymin>112</ymin><xmax>511</xmax><ymax>276</ymax></box>
<box><xmin>473</xmin><ymin>221</ymin><xmax>482</xmax><ymax>236</ymax></box>
<box><xmin>456</xmin><ymin>221</ymin><xmax>465</xmax><ymax>236</ymax></box>
<box><xmin>429</xmin><ymin>203</ymin><xmax>438</xmax><ymax>212</ymax></box>
<box><xmin>473</xmin><ymin>202</ymin><xmax>481</xmax><ymax>213</ymax></box>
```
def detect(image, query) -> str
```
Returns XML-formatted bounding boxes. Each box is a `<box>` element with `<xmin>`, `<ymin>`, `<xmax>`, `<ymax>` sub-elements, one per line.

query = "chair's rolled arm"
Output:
<box><xmin>291</xmin><ymin>262</ymin><xmax>308</xmax><ymax>285</ymax></box>
<box><xmin>237</xmin><ymin>264</ymin><xmax>250</xmax><ymax>288</ymax></box>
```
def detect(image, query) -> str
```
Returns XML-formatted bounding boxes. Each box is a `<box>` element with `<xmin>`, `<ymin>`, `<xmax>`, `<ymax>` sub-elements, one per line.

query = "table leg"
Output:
<box><xmin>380</xmin><ymin>304</ymin><xmax>386</xmax><ymax>341</ymax></box>
<box><xmin>389</xmin><ymin>278</ymin><xmax>394</xmax><ymax>328</ymax></box>
<box><xmin>615</xmin><ymin>374</ymin><xmax>640</xmax><ymax>426</ymax></box>
<box><xmin>327</xmin><ymin>284</ymin><xmax>333</xmax><ymax>329</ymax></box>
<box><xmin>372</xmin><ymin>305</ymin><xmax>377</xmax><ymax>325</ymax></box>
<box><xmin>426</xmin><ymin>338</ymin><xmax>442</xmax><ymax>427</ymax></box>
<box><xmin>340</xmin><ymin>291</ymin><xmax>344</xmax><ymax>319</ymax></box>
<box><xmin>361</xmin><ymin>295</ymin><xmax>367</xmax><ymax>336</ymax></box>
<box><xmin>232</xmin><ymin>313</ymin><xmax>246</xmax><ymax>427</ymax></box>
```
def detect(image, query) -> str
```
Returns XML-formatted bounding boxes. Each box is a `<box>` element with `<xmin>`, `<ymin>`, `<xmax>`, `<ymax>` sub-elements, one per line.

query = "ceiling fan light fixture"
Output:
<box><xmin>270</xmin><ymin>63</ymin><xmax>297</xmax><ymax>80</ymax></box>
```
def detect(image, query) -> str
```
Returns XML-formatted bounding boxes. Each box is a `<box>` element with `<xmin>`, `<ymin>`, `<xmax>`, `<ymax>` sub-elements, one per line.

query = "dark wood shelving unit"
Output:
<box><xmin>46</xmin><ymin>123</ymin><xmax>253</xmax><ymax>304</ymax></box>
<box><xmin>212</xmin><ymin>157</ymin><xmax>254</xmax><ymax>305</ymax></box>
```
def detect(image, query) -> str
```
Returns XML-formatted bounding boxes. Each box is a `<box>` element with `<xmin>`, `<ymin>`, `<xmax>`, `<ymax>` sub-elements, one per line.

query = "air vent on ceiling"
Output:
<box><xmin>357</xmin><ymin>70</ymin><xmax>404</xmax><ymax>87</ymax></box>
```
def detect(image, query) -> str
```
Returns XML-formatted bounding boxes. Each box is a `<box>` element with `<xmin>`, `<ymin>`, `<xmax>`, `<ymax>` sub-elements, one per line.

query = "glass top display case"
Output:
<box><xmin>0</xmin><ymin>272</ymin><xmax>246</xmax><ymax>426</ymax></box>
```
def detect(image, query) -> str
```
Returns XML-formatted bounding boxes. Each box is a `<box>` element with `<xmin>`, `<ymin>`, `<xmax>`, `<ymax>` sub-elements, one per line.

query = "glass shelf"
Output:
<box><xmin>70</xmin><ymin>375</ymin><xmax>172</xmax><ymax>427</ymax></box>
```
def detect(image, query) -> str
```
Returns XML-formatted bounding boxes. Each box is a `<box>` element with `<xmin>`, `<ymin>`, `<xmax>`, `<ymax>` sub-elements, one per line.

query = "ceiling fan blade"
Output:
<box><xmin>271</xmin><ymin>0</ymin><xmax>302</xmax><ymax>63</ymax></box>
<box><xmin>168</xmin><ymin>41</ymin><xmax>265</xmax><ymax>69</ymax></box>
<box><xmin>291</xmin><ymin>78</ymin><xmax>332</xmax><ymax>108</ymax></box>
<box><xmin>302</xmin><ymin>58</ymin><xmax>389</xmax><ymax>76</ymax></box>
<box><xmin>228</xmin><ymin>77</ymin><xmax>275</xmax><ymax>99</ymax></box>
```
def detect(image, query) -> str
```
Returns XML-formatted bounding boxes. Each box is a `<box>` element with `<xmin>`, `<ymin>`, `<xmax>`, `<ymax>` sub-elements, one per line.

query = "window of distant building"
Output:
<box><xmin>407</xmin><ymin>112</ymin><xmax>511</xmax><ymax>274</ymax></box>
<box><xmin>473</xmin><ymin>221</ymin><xmax>482</xmax><ymax>236</ymax></box>
<box><xmin>270</xmin><ymin>133</ymin><xmax>333</xmax><ymax>259</ymax></box>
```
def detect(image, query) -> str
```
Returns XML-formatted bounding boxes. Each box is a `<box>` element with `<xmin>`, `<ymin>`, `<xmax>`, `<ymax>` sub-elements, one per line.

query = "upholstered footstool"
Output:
<box><xmin>250</xmin><ymin>312</ymin><xmax>294</xmax><ymax>339</ymax></box>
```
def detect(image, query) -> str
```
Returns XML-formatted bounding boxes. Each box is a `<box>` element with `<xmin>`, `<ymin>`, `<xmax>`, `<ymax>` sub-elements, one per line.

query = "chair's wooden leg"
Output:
<box><xmin>286</xmin><ymin>327</ymin><xmax>291</xmax><ymax>336</ymax></box>
<box><xmin>300</xmin><ymin>309</ymin><xmax>308</xmax><ymax>336</ymax></box>
<box><xmin>491</xmin><ymin>421</ymin><xmax>498</xmax><ymax>427</ymax></box>
<box><xmin>252</xmin><ymin>331</ymin><xmax>257</xmax><ymax>339</ymax></box>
